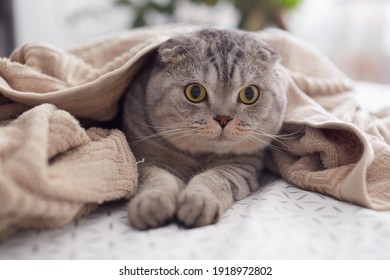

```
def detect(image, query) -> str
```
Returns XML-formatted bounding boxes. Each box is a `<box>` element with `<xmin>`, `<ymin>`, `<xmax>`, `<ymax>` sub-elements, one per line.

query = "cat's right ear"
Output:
<box><xmin>157</xmin><ymin>38</ymin><xmax>190</xmax><ymax>65</ymax></box>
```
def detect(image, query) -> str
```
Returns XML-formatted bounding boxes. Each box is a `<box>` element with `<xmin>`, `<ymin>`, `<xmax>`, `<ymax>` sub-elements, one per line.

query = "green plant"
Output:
<box><xmin>234</xmin><ymin>0</ymin><xmax>301</xmax><ymax>30</ymax></box>
<box><xmin>115</xmin><ymin>0</ymin><xmax>301</xmax><ymax>30</ymax></box>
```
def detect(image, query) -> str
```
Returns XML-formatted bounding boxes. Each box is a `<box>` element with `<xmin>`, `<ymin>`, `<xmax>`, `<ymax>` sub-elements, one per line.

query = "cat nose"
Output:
<box><xmin>214</xmin><ymin>115</ymin><xmax>233</xmax><ymax>129</ymax></box>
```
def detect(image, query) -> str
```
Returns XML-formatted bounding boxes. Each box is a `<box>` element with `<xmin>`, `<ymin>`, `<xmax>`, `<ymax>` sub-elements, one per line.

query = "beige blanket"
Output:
<box><xmin>1</xmin><ymin>26</ymin><xmax>389</xmax><ymax>238</ymax></box>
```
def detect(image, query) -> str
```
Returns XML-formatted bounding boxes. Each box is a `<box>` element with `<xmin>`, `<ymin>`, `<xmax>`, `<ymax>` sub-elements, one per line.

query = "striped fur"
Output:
<box><xmin>122</xmin><ymin>28</ymin><xmax>286</xmax><ymax>229</ymax></box>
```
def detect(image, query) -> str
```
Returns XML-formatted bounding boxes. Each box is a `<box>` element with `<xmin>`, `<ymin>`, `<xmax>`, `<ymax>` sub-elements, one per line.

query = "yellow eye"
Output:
<box><xmin>184</xmin><ymin>83</ymin><xmax>207</xmax><ymax>103</ymax></box>
<box><xmin>239</xmin><ymin>85</ymin><xmax>260</xmax><ymax>105</ymax></box>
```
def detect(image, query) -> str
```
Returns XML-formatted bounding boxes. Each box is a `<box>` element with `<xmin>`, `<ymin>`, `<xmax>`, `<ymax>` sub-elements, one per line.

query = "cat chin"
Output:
<box><xmin>210</xmin><ymin>143</ymin><xmax>265</xmax><ymax>155</ymax></box>
<box><xmin>172</xmin><ymin>139</ymin><xmax>265</xmax><ymax>155</ymax></box>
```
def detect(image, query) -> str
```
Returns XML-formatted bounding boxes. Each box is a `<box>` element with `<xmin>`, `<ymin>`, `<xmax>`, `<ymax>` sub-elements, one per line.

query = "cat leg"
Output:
<box><xmin>128</xmin><ymin>165</ymin><xmax>185</xmax><ymax>230</ymax></box>
<box><xmin>176</xmin><ymin>161</ymin><xmax>262</xmax><ymax>228</ymax></box>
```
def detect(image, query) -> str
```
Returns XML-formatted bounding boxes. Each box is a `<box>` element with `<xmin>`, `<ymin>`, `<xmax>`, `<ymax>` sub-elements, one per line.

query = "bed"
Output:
<box><xmin>0</xmin><ymin>82</ymin><xmax>389</xmax><ymax>260</ymax></box>
<box><xmin>1</xmin><ymin>25</ymin><xmax>390</xmax><ymax>260</ymax></box>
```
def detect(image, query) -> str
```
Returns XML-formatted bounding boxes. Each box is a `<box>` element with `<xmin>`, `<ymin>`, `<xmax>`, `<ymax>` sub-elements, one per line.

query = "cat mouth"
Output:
<box><xmin>215</xmin><ymin>132</ymin><xmax>234</xmax><ymax>142</ymax></box>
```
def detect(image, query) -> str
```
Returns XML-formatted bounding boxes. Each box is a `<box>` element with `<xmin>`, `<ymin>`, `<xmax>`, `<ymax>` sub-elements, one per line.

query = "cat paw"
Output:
<box><xmin>128</xmin><ymin>191</ymin><xmax>176</xmax><ymax>230</ymax></box>
<box><xmin>176</xmin><ymin>190</ymin><xmax>222</xmax><ymax>228</ymax></box>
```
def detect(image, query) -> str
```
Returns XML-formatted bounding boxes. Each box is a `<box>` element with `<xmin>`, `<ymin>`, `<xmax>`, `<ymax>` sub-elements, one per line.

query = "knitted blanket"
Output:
<box><xmin>1</xmin><ymin>26</ymin><xmax>389</xmax><ymax>238</ymax></box>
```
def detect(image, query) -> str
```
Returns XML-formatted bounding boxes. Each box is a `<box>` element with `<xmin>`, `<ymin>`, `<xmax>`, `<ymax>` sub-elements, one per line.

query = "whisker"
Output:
<box><xmin>251</xmin><ymin>131</ymin><xmax>291</xmax><ymax>150</ymax></box>
<box><xmin>248</xmin><ymin>133</ymin><xmax>291</xmax><ymax>153</ymax></box>
<box><xmin>124</xmin><ymin>111</ymin><xmax>188</xmax><ymax>130</ymax></box>
<box><xmin>250</xmin><ymin>126</ymin><xmax>305</xmax><ymax>151</ymax></box>
<box><xmin>246</xmin><ymin>134</ymin><xmax>290</xmax><ymax>154</ymax></box>
<box><xmin>130</xmin><ymin>128</ymin><xmax>193</xmax><ymax>146</ymax></box>
<box><xmin>276</xmin><ymin>126</ymin><xmax>306</xmax><ymax>139</ymax></box>
<box><xmin>166</xmin><ymin>132</ymin><xmax>197</xmax><ymax>145</ymax></box>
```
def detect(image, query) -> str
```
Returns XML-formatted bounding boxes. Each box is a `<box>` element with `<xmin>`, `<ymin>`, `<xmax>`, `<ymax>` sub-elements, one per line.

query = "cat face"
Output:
<box><xmin>144</xmin><ymin>29</ymin><xmax>286</xmax><ymax>155</ymax></box>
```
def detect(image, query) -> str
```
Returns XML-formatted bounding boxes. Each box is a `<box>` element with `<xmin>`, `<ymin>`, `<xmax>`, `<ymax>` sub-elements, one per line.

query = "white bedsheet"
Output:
<box><xmin>0</xmin><ymin>82</ymin><xmax>390</xmax><ymax>260</ymax></box>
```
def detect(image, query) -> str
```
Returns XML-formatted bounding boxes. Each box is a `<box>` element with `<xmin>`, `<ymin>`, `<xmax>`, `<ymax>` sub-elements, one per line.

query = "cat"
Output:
<box><xmin>122</xmin><ymin>28</ymin><xmax>287</xmax><ymax>229</ymax></box>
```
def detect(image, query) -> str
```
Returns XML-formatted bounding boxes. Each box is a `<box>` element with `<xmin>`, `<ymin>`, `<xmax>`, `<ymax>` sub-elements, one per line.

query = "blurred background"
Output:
<box><xmin>1</xmin><ymin>0</ymin><xmax>390</xmax><ymax>83</ymax></box>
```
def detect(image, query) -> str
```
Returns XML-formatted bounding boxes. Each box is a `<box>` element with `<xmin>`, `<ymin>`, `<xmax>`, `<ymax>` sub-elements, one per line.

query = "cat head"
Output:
<box><xmin>144</xmin><ymin>28</ymin><xmax>287</xmax><ymax>155</ymax></box>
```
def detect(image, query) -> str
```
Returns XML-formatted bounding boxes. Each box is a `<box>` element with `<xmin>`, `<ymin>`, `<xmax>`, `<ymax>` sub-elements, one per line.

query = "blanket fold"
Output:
<box><xmin>0</xmin><ymin>103</ymin><xmax>137</xmax><ymax>239</ymax></box>
<box><xmin>0</xmin><ymin>25</ymin><xmax>389</xmax><ymax>238</ymax></box>
<box><xmin>256</xmin><ymin>29</ymin><xmax>389</xmax><ymax>210</ymax></box>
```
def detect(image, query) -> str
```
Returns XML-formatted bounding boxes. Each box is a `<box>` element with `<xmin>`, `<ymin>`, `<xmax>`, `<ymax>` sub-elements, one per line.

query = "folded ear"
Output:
<box><xmin>158</xmin><ymin>38</ymin><xmax>191</xmax><ymax>64</ymax></box>
<box><xmin>248</xmin><ymin>33</ymin><xmax>281</xmax><ymax>65</ymax></box>
<box><xmin>258</xmin><ymin>44</ymin><xmax>281</xmax><ymax>66</ymax></box>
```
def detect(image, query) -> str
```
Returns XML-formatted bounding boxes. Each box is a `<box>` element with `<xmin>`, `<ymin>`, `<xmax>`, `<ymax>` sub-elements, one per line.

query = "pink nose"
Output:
<box><xmin>214</xmin><ymin>115</ymin><xmax>233</xmax><ymax>129</ymax></box>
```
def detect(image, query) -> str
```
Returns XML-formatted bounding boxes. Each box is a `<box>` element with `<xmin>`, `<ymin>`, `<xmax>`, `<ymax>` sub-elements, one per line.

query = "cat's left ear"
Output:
<box><xmin>259</xmin><ymin>44</ymin><xmax>281</xmax><ymax>66</ymax></box>
<box><xmin>157</xmin><ymin>38</ymin><xmax>191</xmax><ymax>65</ymax></box>
<box><xmin>250</xmin><ymin>36</ymin><xmax>281</xmax><ymax>66</ymax></box>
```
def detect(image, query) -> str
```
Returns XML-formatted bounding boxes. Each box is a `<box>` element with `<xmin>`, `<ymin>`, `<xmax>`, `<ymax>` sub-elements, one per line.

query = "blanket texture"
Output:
<box><xmin>0</xmin><ymin>26</ymin><xmax>389</xmax><ymax>238</ymax></box>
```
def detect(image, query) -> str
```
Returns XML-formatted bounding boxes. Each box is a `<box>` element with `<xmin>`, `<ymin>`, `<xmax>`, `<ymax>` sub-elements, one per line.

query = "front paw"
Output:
<box><xmin>128</xmin><ymin>191</ymin><xmax>176</xmax><ymax>230</ymax></box>
<box><xmin>176</xmin><ymin>190</ymin><xmax>222</xmax><ymax>228</ymax></box>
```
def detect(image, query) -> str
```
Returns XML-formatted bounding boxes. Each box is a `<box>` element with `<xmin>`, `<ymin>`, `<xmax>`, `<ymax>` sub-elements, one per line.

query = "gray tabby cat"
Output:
<box><xmin>122</xmin><ymin>28</ymin><xmax>286</xmax><ymax>229</ymax></box>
